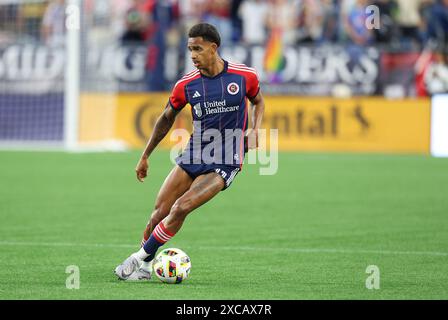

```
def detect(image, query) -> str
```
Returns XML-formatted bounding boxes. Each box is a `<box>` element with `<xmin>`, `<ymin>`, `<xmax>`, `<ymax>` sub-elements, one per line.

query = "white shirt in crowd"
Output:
<box><xmin>239</xmin><ymin>0</ymin><xmax>269</xmax><ymax>45</ymax></box>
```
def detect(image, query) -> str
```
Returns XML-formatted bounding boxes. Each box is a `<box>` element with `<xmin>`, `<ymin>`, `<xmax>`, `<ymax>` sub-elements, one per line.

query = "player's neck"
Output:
<box><xmin>201</xmin><ymin>57</ymin><xmax>225</xmax><ymax>78</ymax></box>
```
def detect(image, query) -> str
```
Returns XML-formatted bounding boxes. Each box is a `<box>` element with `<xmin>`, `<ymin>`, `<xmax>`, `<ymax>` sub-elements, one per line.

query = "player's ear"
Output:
<box><xmin>210</xmin><ymin>42</ymin><xmax>218</xmax><ymax>54</ymax></box>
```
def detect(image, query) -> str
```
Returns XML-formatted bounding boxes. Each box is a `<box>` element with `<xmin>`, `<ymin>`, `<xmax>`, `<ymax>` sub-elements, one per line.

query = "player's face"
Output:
<box><xmin>187</xmin><ymin>37</ymin><xmax>217</xmax><ymax>70</ymax></box>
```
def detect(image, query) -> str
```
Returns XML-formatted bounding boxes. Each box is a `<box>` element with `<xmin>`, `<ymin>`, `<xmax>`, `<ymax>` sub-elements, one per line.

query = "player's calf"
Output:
<box><xmin>135</xmin><ymin>221</ymin><xmax>177</xmax><ymax>261</ymax></box>
<box><xmin>140</xmin><ymin>202</ymin><xmax>173</xmax><ymax>246</ymax></box>
<box><xmin>162</xmin><ymin>198</ymin><xmax>193</xmax><ymax>234</ymax></box>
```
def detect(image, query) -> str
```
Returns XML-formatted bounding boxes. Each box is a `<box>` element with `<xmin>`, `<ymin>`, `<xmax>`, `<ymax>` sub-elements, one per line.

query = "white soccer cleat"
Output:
<box><xmin>114</xmin><ymin>256</ymin><xmax>140</xmax><ymax>280</ymax></box>
<box><xmin>126</xmin><ymin>267</ymin><xmax>152</xmax><ymax>281</ymax></box>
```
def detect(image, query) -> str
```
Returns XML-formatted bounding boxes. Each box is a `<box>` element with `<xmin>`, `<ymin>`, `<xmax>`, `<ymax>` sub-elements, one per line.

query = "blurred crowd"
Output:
<box><xmin>0</xmin><ymin>0</ymin><xmax>447</xmax><ymax>49</ymax></box>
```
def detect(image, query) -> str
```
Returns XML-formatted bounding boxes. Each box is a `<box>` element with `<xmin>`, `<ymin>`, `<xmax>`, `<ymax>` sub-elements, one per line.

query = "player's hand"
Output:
<box><xmin>135</xmin><ymin>156</ymin><xmax>149</xmax><ymax>182</ymax></box>
<box><xmin>246</xmin><ymin>129</ymin><xmax>258</xmax><ymax>150</ymax></box>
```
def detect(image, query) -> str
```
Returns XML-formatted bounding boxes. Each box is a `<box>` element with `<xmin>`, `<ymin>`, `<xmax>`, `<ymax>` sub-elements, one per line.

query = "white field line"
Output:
<box><xmin>0</xmin><ymin>241</ymin><xmax>447</xmax><ymax>257</ymax></box>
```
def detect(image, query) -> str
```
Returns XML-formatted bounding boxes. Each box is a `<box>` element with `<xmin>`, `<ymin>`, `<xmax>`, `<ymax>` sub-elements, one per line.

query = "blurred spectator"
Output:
<box><xmin>1</xmin><ymin>0</ymin><xmax>447</xmax><ymax>53</ymax></box>
<box><xmin>339</xmin><ymin>0</ymin><xmax>356</xmax><ymax>41</ymax></box>
<box><xmin>238</xmin><ymin>0</ymin><xmax>269</xmax><ymax>45</ymax></box>
<box><xmin>112</xmin><ymin>0</ymin><xmax>157</xmax><ymax>44</ymax></box>
<box><xmin>19</xmin><ymin>1</ymin><xmax>47</xmax><ymax>41</ymax></box>
<box><xmin>158</xmin><ymin>0</ymin><xmax>182</xmax><ymax>46</ymax></box>
<box><xmin>109</xmin><ymin>0</ymin><xmax>135</xmax><ymax>39</ymax></box>
<box><xmin>395</xmin><ymin>0</ymin><xmax>432</xmax><ymax>47</ymax></box>
<box><xmin>344</xmin><ymin>0</ymin><xmax>373</xmax><ymax>45</ymax></box>
<box><xmin>425</xmin><ymin>49</ymin><xmax>448</xmax><ymax>94</ymax></box>
<box><xmin>121</xmin><ymin>0</ymin><xmax>146</xmax><ymax>44</ymax></box>
<box><xmin>230</xmin><ymin>0</ymin><xmax>244</xmax><ymax>42</ymax></box>
<box><xmin>41</xmin><ymin>0</ymin><xmax>65</xmax><ymax>46</ymax></box>
<box><xmin>371</xmin><ymin>0</ymin><xmax>398</xmax><ymax>44</ymax></box>
<box><xmin>178</xmin><ymin>0</ymin><xmax>207</xmax><ymax>30</ymax></box>
<box><xmin>321</xmin><ymin>0</ymin><xmax>340</xmax><ymax>42</ymax></box>
<box><xmin>81</xmin><ymin>0</ymin><xmax>133</xmax><ymax>47</ymax></box>
<box><xmin>267</xmin><ymin>0</ymin><xmax>300</xmax><ymax>45</ymax></box>
<box><xmin>204</xmin><ymin>0</ymin><xmax>233</xmax><ymax>45</ymax></box>
<box><xmin>420</xmin><ymin>0</ymin><xmax>435</xmax><ymax>39</ymax></box>
<box><xmin>0</xmin><ymin>4</ymin><xmax>19</xmax><ymax>34</ymax></box>
<box><xmin>137</xmin><ymin>0</ymin><xmax>158</xmax><ymax>41</ymax></box>
<box><xmin>428</xmin><ymin>0</ymin><xmax>448</xmax><ymax>43</ymax></box>
<box><xmin>296</xmin><ymin>0</ymin><xmax>325</xmax><ymax>44</ymax></box>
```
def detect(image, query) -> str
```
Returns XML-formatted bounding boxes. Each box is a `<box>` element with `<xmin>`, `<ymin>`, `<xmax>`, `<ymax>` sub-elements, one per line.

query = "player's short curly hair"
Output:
<box><xmin>188</xmin><ymin>23</ymin><xmax>221</xmax><ymax>47</ymax></box>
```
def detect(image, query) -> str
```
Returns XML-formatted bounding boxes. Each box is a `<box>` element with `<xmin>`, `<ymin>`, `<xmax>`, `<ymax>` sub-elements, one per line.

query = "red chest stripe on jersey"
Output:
<box><xmin>228</xmin><ymin>62</ymin><xmax>254</xmax><ymax>68</ymax></box>
<box><xmin>228</xmin><ymin>66</ymin><xmax>258</xmax><ymax>77</ymax></box>
<box><xmin>174</xmin><ymin>70</ymin><xmax>200</xmax><ymax>87</ymax></box>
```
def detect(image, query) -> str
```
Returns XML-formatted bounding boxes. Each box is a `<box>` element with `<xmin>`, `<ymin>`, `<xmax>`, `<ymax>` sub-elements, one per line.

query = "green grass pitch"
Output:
<box><xmin>1</xmin><ymin>150</ymin><xmax>447</xmax><ymax>299</ymax></box>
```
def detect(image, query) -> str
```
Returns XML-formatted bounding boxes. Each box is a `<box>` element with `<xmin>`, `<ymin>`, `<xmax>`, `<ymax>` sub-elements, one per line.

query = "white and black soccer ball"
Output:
<box><xmin>153</xmin><ymin>248</ymin><xmax>191</xmax><ymax>284</ymax></box>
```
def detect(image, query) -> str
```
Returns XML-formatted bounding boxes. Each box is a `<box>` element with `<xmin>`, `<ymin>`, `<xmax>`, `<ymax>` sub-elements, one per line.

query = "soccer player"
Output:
<box><xmin>114</xmin><ymin>23</ymin><xmax>265</xmax><ymax>280</ymax></box>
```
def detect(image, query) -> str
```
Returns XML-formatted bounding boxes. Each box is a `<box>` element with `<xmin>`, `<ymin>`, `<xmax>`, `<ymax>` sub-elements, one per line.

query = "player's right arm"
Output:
<box><xmin>135</xmin><ymin>105</ymin><xmax>179</xmax><ymax>182</ymax></box>
<box><xmin>136</xmin><ymin>77</ymin><xmax>189</xmax><ymax>182</ymax></box>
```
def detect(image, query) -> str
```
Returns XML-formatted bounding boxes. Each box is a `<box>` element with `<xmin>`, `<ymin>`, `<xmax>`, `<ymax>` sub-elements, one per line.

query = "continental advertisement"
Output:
<box><xmin>79</xmin><ymin>94</ymin><xmax>431</xmax><ymax>154</ymax></box>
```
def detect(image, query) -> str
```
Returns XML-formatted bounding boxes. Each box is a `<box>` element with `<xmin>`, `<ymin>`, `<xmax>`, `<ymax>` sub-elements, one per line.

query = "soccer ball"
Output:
<box><xmin>153</xmin><ymin>248</ymin><xmax>191</xmax><ymax>284</ymax></box>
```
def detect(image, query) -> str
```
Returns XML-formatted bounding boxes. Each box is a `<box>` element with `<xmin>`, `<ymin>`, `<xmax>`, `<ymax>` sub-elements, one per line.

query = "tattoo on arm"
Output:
<box><xmin>142</xmin><ymin>104</ymin><xmax>178</xmax><ymax>158</ymax></box>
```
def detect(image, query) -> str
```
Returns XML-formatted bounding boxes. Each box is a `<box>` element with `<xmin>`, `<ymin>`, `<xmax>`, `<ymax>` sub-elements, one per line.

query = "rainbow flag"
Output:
<box><xmin>264</xmin><ymin>28</ymin><xmax>285</xmax><ymax>83</ymax></box>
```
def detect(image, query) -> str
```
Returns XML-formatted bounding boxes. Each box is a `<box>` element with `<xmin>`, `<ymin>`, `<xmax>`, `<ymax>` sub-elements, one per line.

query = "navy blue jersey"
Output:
<box><xmin>169</xmin><ymin>60</ymin><xmax>260</xmax><ymax>168</ymax></box>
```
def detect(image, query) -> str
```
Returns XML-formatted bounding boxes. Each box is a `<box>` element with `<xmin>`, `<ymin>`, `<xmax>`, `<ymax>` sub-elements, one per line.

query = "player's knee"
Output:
<box><xmin>170</xmin><ymin>199</ymin><xmax>191</xmax><ymax>221</ymax></box>
<box><xmin>147</xmin><ymin>214</ymin><xmax>162</xmax><ymax>229</ymax></box>
<box><xmin>152</xmin><ymin>202</ymin><xmax>170</xmax><ymax>221</ymax></box>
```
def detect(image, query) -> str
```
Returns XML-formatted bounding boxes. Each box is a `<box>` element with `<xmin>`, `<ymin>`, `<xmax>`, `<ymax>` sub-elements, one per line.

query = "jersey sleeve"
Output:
<box><xmin>246</xmin><ymin>71</ymin><xmax>260</xmax><ymax>100</ymax></box>
<box><xmin>169</xmin><ymin>81</ymin><xmax>187</xmax><ymax>110</ymax></box>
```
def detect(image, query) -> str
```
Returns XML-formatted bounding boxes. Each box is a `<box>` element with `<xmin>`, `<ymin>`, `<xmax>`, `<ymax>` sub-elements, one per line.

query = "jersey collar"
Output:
<box><xmin>200</xmin><ymin>60</ymin><xmax>228</xmax><ymax>80</ymax></box>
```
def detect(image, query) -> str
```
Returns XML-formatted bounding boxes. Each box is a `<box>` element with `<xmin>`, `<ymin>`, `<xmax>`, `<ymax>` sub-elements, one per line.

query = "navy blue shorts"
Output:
<box><xmin>176</xmin><ymin>162</ymin><xmax>241</xmax><ymax>190</ymax></box>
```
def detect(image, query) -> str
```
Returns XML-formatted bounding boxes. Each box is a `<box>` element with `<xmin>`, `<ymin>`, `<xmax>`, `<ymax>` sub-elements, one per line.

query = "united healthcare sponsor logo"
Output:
<box><xmin>203</xmin><ymin>100</ymin><xmax>240</xmax><ymax>116</ymax></box>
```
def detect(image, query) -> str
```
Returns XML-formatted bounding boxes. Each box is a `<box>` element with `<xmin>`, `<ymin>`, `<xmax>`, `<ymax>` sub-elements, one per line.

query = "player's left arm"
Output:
<box><xmin>247</xmin><ymin>91</ymin><xmax>265</xmax><ymax>150</ymax></box>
